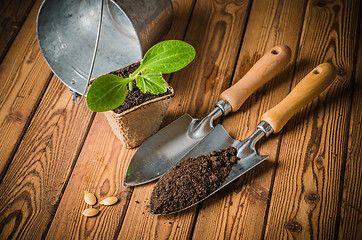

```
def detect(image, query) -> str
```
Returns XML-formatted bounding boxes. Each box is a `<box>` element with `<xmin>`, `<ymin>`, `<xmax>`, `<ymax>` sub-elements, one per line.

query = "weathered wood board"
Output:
<box><xmin>264</xmin><ymin>0</ymin><xmax>360</xmax><ymax>238</ymax></box>
<box><xmin>0</xmin><ymin>76</ymin><xmax>93</xmax><ymax>239</ymax></box>
<box><xmin>45</xmin><ymin>113</ymin><xmax>132</xmax><ymax>239</ymax></box>
<box><xmin>0</xmin><ymin>0</ymin><xmax>36</xmax><ymax>62</ymax></box>
<box><xmin>338</xmin><ymin>10</ymin><xmax>362</xmax><ymax>239</ymax></box>
<box><xmin>0</xmin><ymin>0</ymin><xmax>52</xmax><ymax>179</ymax></box>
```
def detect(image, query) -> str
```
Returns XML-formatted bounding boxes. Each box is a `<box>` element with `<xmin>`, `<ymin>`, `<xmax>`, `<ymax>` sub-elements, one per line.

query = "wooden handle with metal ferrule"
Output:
<box><xmin>220</xmin><ymin>45</ymin><xmax>292</xmax><ymax>112</ymax></box>
<box><xmin>261</xmin><ymin>63</ymin><xmax>336</xmax><ymax>133</ymax></box>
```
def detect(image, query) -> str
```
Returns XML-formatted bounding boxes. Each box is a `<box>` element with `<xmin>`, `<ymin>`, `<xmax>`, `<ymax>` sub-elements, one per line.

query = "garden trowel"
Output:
<box><xmin>150</xmin><ymin>63</ymin><xmax>336</xmax><ymax>215</ymax></box>
<box><xmin>124</xmin><ymin>45</ymin><xmax>292</xmax><ymax>186</ymax></box>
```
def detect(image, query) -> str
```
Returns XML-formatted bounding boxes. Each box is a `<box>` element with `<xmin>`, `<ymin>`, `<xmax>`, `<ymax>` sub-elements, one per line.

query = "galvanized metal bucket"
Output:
<box><xmin>36</xmin><ymin>0</ymin><xmax>173</xmax><ymax>98</ymax></box>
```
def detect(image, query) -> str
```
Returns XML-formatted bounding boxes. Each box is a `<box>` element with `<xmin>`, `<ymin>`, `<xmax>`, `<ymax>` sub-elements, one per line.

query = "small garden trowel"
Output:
<box><xmin>149</xmin><ymin>63</ymin><xmax>336</xmax><ymax>215</ymax></box>
<box><xmin>124</xmin><ymin>45</ymin><xmax>292</xmax><ymax>186</ymax></box>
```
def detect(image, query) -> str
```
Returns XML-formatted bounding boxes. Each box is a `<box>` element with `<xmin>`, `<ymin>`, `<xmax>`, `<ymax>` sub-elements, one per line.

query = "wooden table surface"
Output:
<box><xmin>0</xmin><ymin>0</ymin><xmax>361</xmax><ymax>239</ymax></box>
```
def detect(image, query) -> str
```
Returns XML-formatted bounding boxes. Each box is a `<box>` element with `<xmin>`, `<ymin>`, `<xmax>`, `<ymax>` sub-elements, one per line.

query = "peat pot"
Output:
<box><xmin>100</xmin><ymin>61</ymin><xmax>174</xmax><ymax>148</ymax></box>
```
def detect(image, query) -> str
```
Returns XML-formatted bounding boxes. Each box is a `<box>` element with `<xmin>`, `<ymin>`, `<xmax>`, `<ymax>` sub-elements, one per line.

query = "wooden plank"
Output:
<box><xmin>45</xmin><ymin>0</ymin><xmax>196</xmax><ymax>239</ymax></box>
<box><xmin>163</xmin><ymin>0</ymin><xmax>195</xmax><ymax>41</ymax></box>
<box><xmin>338</xmin><ymin>11</ymin><xmax>362</xmax><ymax>239</ymax></box>
<box><xmin>0</xmin><ymin>0</ymin><xmax>36</xmax><ymax>62</ymax></box>
<box><xmin>0</xmin><ymin>76</ymin><xmax>94</xmax><ymax>239</ymax></box>
<box><xmin>191</xmin><ymin>0</ymin><xmax>307</xmax><ymax>239</ymax></box>
<box><xmin>263</xmin><ymin>0</ymin><xmax>360</xmax><ymax>239</ymax></box>
<box><xmin>45</xmin><ymin>113</ymin><xmax>132</xmax><ymax>240</ymax></box>
<box><xmin>0</xmin><ymin>0</ymin><xmax>52</xmax><ymax>179</ymax></box>
<box><xmin>117</xmin><ymin>0</ymin><xmax>253</xmax><ymax>239</ymax></box>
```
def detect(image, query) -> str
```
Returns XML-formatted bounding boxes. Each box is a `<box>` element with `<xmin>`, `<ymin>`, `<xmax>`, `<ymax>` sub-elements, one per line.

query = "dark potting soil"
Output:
<box><xmin>150</xmin><ymin>147</ymin><xmax>240</xmax><ymax>214</ymax></box>
<box><xmin>112</xmin><ymin>62</ymin><xmax>172</xmax><ymax>114</ymax></box>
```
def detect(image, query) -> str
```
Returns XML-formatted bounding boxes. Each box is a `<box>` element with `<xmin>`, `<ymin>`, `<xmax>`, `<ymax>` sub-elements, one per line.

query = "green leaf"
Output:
<box><xmin>86</xmin><ymin>74</ymin><xmax>128</xmax><ymax>112</ymax></box>
<box><xmin>138</xmin><ymin>40</ymin><xmax>196</xmax><ymax>74</ymax></box>
<box><xmin>136</xmin><ymin>69</ymin><xmax>167</xmax><ymax>94</ymax></box>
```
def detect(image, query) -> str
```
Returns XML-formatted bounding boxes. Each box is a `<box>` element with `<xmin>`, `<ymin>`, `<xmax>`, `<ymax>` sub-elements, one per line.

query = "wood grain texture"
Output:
<box><xmin>0</xmin><ymin>0</ymin><xmax>36</xmax><ymax>63</ymax></box>
<box><xmin>191</xmin><ymin>0</ymin><xmax>307</xmax><ymax>239</ymax></box>
<box><xmin>0</xmin><ymin>0</ymin><xmax>52</xmax><ymax>179</ymax></box>
<box><xmin>0</xmin><ymin>0</ymin><xmax>360</xmax><ymax>239</ymax></box>
<box><xmin>0</xmin><ymin>76</ymin><xmax>93</xmax><ymax>239</ymax></box>
<box><xmin>163</xmin><ymin>0</ymin><xmax>195</xmax><ymax>41</ymax></box>
<box><xmin>45</xmin><ymin>113</ymin><xmax>132</xmax><ymax>240</ymax></box>
<box><xmin>118</xmin><ymin>0</ymin><xmax>253</xmax><ymax>239</ymax></box>
<box><xmin>264</xmin><ymin>0</ymin><xmax>360</xmax><ymax>239</ymax></box>
<box><xmin>338</xmin><ymin>11</ymin><xmax>362</xmax><ymax>239</ymax></box>
<box><xmin>119</xmin><ymin>183</ymin><xmax>197</xmax><ymax>240</ymax></box>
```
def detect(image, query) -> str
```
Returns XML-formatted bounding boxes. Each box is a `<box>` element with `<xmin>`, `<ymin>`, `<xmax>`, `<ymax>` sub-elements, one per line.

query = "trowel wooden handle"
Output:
<box><xmin>220</xmin><ymin>45</ymin><xmax>291</xmax><ymax>112</ymax></box>
<box><xmin>261</xmin><ymin>63</ymin><xmax>336</xmax><ymax>133</ymax></box>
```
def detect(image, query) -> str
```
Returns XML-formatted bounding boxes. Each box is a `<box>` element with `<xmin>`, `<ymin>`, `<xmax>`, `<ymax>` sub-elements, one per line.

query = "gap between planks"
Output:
<box><xmin>262</xmin><ymin>0</ymin><xmax>360</xmax><ymax>239</ymax></box>
<box><xmin>0</xmin><ymin>0</ymin><xmax>53</xmax><ymax>181</ymax></box>
<box><xmin>0</xmin><ymin>76</ymin><xmax>94</xmax><ymax>239</ymax></box>
<box><xmin>336</xmin><ymin>4</ymin><xmax>362</xmax><ymax>238</ymax></box>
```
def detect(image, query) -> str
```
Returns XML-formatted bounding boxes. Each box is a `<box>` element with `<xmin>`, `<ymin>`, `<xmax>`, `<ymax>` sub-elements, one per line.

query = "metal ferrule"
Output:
<box><xmin>256</xmin><ymin>121</ymin><xmax>273</xmax><ymax>137</ymax></box>
<box><xmin>215</xmin><ymin>99</ymin><xmax>232</xmax><ymax>116</ymax></box>
<box><xmin>235</xmin><ymin>121</ymin><xmax>273</xmax><ymax>152</ymax></box>
<box><xmin>238</xmin><ymin>127</ymin><xmax>265</xmax><ymax>151</ymax></box>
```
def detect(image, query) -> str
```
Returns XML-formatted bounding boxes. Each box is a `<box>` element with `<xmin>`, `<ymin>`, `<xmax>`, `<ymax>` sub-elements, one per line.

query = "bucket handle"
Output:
<box><xmin>74</xmin><ymin>0</ymin><xmax>105</xmax><ymax>104</ymax></box>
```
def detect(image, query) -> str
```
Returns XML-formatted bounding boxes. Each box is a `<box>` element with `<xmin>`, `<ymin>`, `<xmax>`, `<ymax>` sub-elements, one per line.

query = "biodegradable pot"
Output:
<box><xmin>101</xmin><ymin>61</ymin><xmax>174</xmax><ymax>148</ymax></box>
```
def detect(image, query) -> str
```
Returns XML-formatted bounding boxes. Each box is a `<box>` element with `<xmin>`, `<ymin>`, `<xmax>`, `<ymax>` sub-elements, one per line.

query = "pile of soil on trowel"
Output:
<box><xmin>150</xmin><ymin>147</ymin><xmax>239</xmax><ymax>214</ymax></box>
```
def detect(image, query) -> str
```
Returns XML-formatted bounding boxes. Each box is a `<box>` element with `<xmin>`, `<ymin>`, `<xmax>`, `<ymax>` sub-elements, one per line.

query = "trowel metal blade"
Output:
<box><xmin>150</xmin><ymin>124</ymin><xmax>269</xmax><ymax>215</ymax></box>
<box><xmin>124</xmin><ymin>114</ymin><xmax>213</xmax><ymax>186</ymax></box>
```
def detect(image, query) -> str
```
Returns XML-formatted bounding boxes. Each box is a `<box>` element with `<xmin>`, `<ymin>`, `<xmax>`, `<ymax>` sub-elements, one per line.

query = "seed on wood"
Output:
<box><xmin>100</xmin><ymin>197</ymin><xmax>118</xmax><ymax>206</ymax></box>
<box><xmin>81</xmin><ymin>208</ymin><xmax>99</xmax><ymax>217</ymax></box>
<box><xmin>84</xmin><ymin>191</ymin><xmax>97</xmax><ymax>205</ymax></box>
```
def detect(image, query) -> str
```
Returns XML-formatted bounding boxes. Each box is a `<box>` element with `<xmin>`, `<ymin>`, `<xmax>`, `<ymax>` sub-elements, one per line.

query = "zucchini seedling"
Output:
<box><xmin>86</xmin><ymin>40</ymin><xmax>196</xmax><ymax>112</ymax></box>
